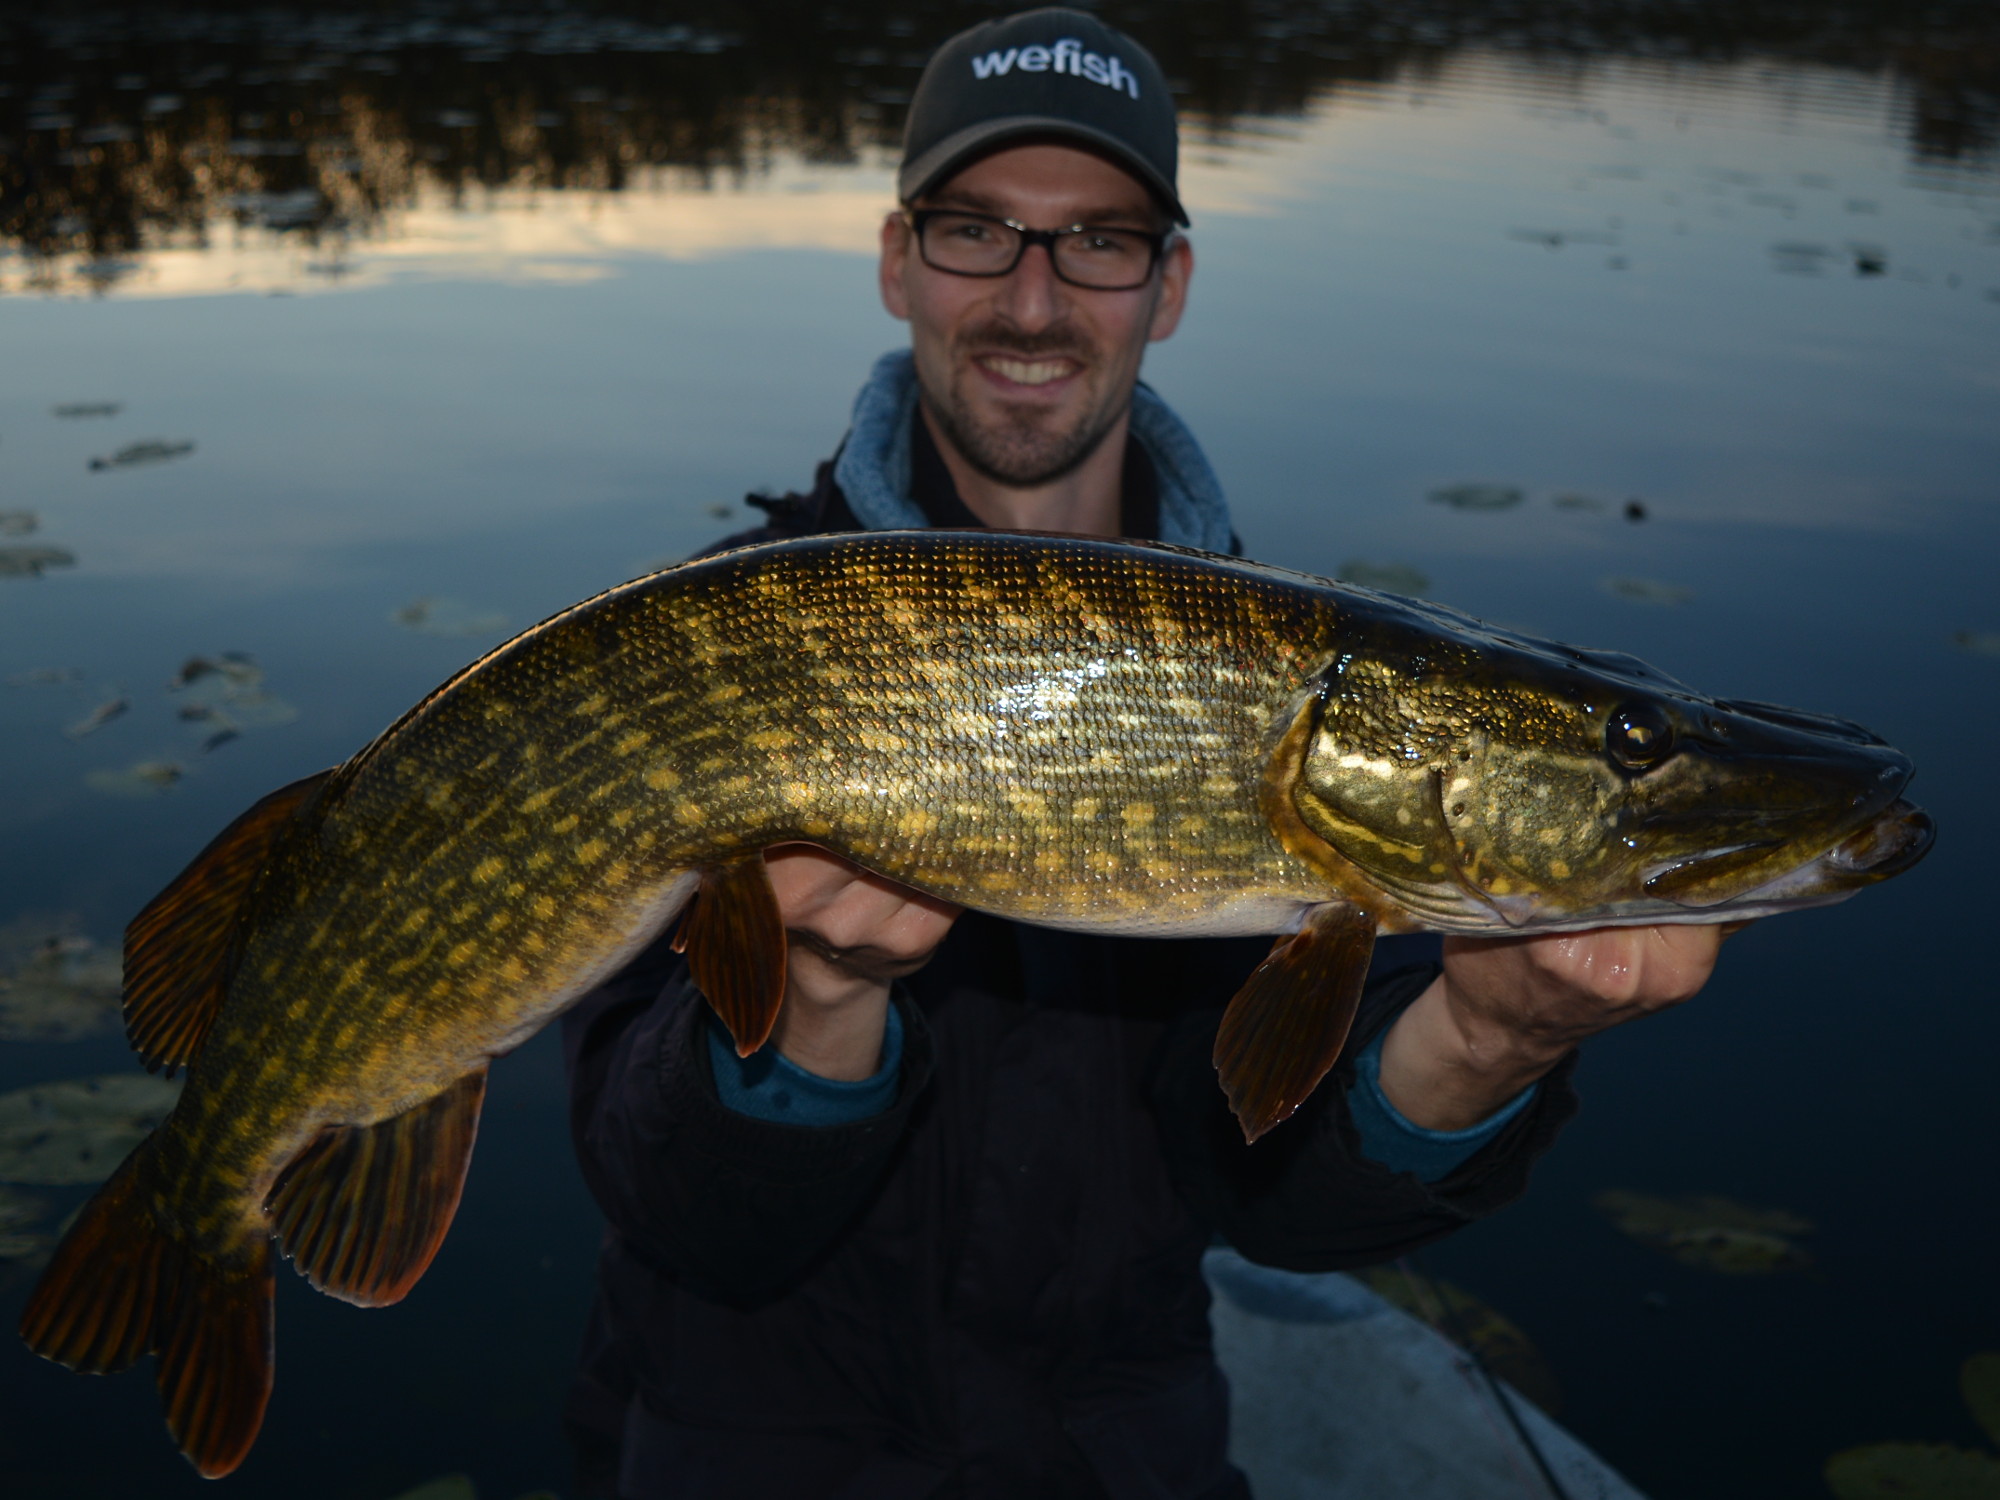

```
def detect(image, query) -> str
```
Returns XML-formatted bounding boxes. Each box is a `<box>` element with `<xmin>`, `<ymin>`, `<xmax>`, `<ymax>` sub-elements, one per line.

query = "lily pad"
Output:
<box><xmin>0</xmin><ymin>916</ymin><xmax>122</xmax><ymax>1042</ymax></box>
<box><xmin>1595</xmin><ymin>1189</ymin><xmax>1812</xmax><ymax>1274</ymax></box>
<box><xmin>1964</xmin><ymin>1353</ymin><xmax>2000</xmax><ymax>1449</ymax></box>
<box><xmin>0</xmin><ymin>1074</ymin><xmax>182</xmax><ymax>1185</ymax></box>
<box><xmin>0</xmin><ymin>511</ymin><xmax>37</xmax><ymax>536</ymax></box>
<box><xmin>63</xmin><ymin>696</ymin><xmax>129</xmax><ymax>739</ymax></box>
<box><xmin>0</xmin><ymin>546</ymin><xmax>77</xmax><ymax>578</ymax></box>
<box><xmin>0</xmin><ymin>1186</ymin><xmax>52</xmax><ymax>1262</ymax></box>
<box><xmin>1657</xmin><ymin>1226</ymin><xmax>1810</xmax><ymax>1274</ymax></box>
<box><xmin>389</xmin><ymin>1476</ymin><xmax>477</xmax><ymax>1500</ymax></box>
<box><xmin>89</xmin><ymin>439</ymin><xmax>194</xmax><ymax>471</ymax></box>
<box><xmin>52</xmin><ymin>402</ymin><xmax>121</xmax><ymax>418</ymax></box>
<box><xmin>218</xmin><ymin>691</ymin><xmax>299</xmax><ymax>728</ymax></box>
<box><xmin>392</xmin><ymin>598</ymin><xmax>510</xmax><ymax>639</ymax></box>
<box><xmin>1595</xmin><ymin>1189</ymin><xmax>1813</xmax><ymax>1236</ymax></box>
<box><xmin>84</xmin><ymin>760</ymin><xmax>184</xmax><ymax>797</ymax></box>
<box><xmin>7</xmin><ymin>668</ymin><xmax>81</xmax><ymax>687</ymax></box>
<box><xmin>169</xmin><ymin>652</ymin><xmax>262</xmax><ymax>693</ymax></box>
<box><xmin>1428</xmin><ymin>483</ymin><xmax>1524</xmax><ymax>511</ymax></box>
<box><xmin>1953</xmin><ymin>631</ymin><xmax>2000</xmax><ymax>658</ymax></box>
<box><xmin>1602</xmin><ymin>576</ymin><xmax>1693</xmax><ymax>606</ymax></box>
<box><xmin>1360</xmin><ymin>1267</ymin><xmax>1561</xmax><ymax>1414</ymax></box>
<box><xmin>170</xmin><ymin>654</ymin><xmax>298</xmax><ymax>736</ymax></box>
<box><xmin>1337</xmin><ymin>560</ymin><xmax>1430</xmax><ymax>595</ymax></box>
<box><xmin>1824</xmin><ymin>1443</ymin><xmax>2000</xmax><ymax>1499</ymax></box>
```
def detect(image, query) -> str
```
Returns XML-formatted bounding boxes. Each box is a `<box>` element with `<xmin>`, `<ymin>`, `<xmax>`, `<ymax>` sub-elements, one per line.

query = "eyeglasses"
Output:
<box><xmin>905</xmin><ymin>209</ymin><xmax>1172</xmax><ymax>291</ymax></box>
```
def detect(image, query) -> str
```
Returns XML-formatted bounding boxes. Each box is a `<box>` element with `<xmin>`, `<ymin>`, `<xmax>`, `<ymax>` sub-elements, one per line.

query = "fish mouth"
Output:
<box><xmin>1645</xmin><ymin>798</ymin><xmax>1934</xmax><ymax>912</ymax></box>
<box><xmin>1823</xmin><ymin>799</ymin><xmax>1935</xmax><ymax>879</ymax></box>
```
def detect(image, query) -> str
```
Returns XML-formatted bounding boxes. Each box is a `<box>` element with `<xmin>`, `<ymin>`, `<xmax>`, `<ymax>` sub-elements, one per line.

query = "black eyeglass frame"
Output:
<box><xmin>903</xmin><ymin>209</ymin><xmax>1175</xmax><ymax>291</ymax></box>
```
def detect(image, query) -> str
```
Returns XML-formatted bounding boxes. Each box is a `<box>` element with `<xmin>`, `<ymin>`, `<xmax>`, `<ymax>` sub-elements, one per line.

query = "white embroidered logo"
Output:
<box><xmin>970</xmin><ymin>37</ymin><xmax>1140</xmax><ymax>99</ymax></box>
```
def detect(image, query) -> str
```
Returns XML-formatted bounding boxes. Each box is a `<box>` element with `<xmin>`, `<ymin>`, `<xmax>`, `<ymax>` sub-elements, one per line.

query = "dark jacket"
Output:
<box><xmin>562</xmin><ymin>459</ymin><xmax>1581</xmax><ymax>1499</ymax></box>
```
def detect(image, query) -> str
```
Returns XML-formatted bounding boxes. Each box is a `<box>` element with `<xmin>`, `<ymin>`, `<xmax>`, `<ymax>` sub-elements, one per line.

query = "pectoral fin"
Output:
<box><xmin>673</xmin><ymin>852</ymin><xmax>787</xmax><ymax>1057</ymax></box>
<box><xmin>1214</xmin><ymin>901</ymin><xmax>1376</xmax><ymax>1143</ymax></box>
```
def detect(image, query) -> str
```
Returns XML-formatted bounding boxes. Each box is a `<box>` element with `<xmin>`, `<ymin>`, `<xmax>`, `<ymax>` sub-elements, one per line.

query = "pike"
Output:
<box><xmin>20</xmin><ymin>531</ymin><xmax>1932</xmax><ymax>1476</ymax></box>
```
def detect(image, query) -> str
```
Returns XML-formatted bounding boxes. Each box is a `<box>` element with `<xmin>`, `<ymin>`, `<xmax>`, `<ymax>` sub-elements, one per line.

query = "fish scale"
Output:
<box><xmin>17</xmin><ymin>529</ymin><xmax>1931</xmax><ymax>1478</ymax></box>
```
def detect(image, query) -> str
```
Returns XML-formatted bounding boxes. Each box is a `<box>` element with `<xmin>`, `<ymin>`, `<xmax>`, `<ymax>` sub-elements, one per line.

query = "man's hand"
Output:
<box><xmin>1375</xmin><ymin>924</ymin><xmax>1736</xmax><ymax>1133</ymax></box>
<box><xmin>761</xmin><ymin>845</ymin><xmax>961</xmax><ymax>1081</ymax></box>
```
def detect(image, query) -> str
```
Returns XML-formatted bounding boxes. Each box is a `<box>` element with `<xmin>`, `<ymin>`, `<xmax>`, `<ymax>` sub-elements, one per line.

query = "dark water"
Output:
<box><xmin>2</xmin><ymin>4</ymin><xmax>1996</xmax><ymax>1497</ymax></box>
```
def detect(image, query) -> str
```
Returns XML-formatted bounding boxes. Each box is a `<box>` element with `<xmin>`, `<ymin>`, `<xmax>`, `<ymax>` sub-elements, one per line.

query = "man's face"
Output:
<box><xmin>880</xmin><ymin>143</ymin><xmax>1192</xmax><ymax>488</ymax></box>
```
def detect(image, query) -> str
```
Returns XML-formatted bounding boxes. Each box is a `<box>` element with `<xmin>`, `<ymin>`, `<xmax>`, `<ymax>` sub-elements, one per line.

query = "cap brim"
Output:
<box><xmin>898</xmin><ymin>116</ymin><xmax>1189</xmax><ymax>226</ymax></box>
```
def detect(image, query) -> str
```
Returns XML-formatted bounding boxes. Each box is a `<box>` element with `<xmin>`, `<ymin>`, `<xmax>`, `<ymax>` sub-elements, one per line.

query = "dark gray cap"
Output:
<box><xmin>898</xmin><ymin>8</ymin><xmax>1186</xmax><ymax>226</ymax></box>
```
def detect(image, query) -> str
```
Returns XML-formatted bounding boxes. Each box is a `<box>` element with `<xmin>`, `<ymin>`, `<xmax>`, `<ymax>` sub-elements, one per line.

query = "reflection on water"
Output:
<box><xmin>2</xmin><ymin>4</ymin><xmax>1998</xmax><ymax>1499</ymax></box>
<box><xmin>4</xmin><ymin>2</ymin><xmax>1997</xmax><ymax>295</ymax></box>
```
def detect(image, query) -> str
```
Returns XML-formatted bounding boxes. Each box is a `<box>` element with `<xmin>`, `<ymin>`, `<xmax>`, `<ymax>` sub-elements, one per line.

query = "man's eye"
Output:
<box><xmin>947</xmin><ymin>222</ymin><xmax>992</xmax><ymax>242</ymax></box>
<box><xmin>1077</xmin><ymin>232</ymin><xmax>1138</xmax><ymax>255</ymax></box>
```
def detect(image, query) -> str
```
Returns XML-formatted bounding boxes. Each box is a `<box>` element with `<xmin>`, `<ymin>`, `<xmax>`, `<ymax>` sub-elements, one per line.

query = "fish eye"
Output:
<box><xmin>1607</xmin><ymin>701</ymin><xmax>1676</xmax><ymax>771</ymax></box>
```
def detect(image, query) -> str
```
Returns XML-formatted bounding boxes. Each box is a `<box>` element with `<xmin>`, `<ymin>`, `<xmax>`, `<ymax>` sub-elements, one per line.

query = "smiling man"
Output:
<box><xmin>562</xmin><ymin>10</ymin><xmax>1724</xmax><ymax>1499</ymax></box>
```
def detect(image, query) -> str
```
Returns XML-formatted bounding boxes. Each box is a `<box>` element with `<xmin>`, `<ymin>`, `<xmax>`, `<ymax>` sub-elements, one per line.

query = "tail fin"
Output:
<box><xmin>20</xmin><ymin>1155</ymin><xmax>275</xmax><ymax>1479</ymax></box>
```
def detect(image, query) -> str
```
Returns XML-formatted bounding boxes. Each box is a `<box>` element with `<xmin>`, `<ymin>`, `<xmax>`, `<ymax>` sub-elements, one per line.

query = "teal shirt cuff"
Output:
<box><xmin>709</xmin><ymin>1002</ymin><xmax>905</xmax><ymax>1126</ymax></box>
<box><xmin>1349</xmin><ymin>1026</ymin><xmax>1535</xmax><ymax>1182</ymax></box>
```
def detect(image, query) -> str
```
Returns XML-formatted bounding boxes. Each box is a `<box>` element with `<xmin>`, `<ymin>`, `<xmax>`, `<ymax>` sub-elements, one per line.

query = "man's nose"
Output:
<box><xmin>992</xmin><ymin>241</ymin><xmax>1065</xmax><ymax>330</ymax></box>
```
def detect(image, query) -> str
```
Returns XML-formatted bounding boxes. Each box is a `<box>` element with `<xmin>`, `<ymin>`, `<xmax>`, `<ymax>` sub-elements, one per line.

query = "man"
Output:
<box><xmin>564</xmin><ymin>10</ymin><xmax>1724</xmax><ymax>1497</ymax></box>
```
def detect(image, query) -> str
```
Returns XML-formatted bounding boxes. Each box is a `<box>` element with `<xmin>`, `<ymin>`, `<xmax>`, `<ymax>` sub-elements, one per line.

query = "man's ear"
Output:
<box><xmin>879</xmin><ymin>212</ymin><xmax>913</xmax><ymax>321</ymax></box>
<box><xmin>1147</xmin><ymin>236</ymin><xmax>1193</xmax><ymax>343</ymax></box>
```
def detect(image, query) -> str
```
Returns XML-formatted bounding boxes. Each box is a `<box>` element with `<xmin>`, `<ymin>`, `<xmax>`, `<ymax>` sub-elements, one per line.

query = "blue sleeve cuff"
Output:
<box><xmin>1348</xmin><ymin>1027</ymin><xmax>1535</xmax><ymax>1183</ymax></box>
<box><xmin>708</xmin><ymin>1002</ymin><xmax>905</xmax><ymax>1126</ymax></box>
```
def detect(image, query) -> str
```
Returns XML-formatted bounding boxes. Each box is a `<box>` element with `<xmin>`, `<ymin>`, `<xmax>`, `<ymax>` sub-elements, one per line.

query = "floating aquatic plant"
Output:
<box><xmin>1337</xmin><ymin>560</ymin><xmax>1430</xmax><ymax>595</ymax></box>
<box><xmin>1360</xmin><ymin>1266</ymin><xmax>1562</xmax><ymax>1414</ymax></box>
<box><xmin>0</xmin><ymin>1074</ymin><xmax>182</xmax><ymax>1186</ymax></box>
<box><xmin>1428</xmin><ymin>483</ymin><xmax>1524</xmax><ymax>511</ymax></box>
<box><xmin>1825</xmin><ymin>1355</ymin><xmax>2000</xmax><ymax>1498</ymax></box>
<box><xmin>389</xmin><ymin>1477</ymin><xmax>476</xmax><ymax>1500</ymax></box>
<box><xmin>392</xmin><ymin>597</ymin><xmax>511</xmax><ymax>639</ymax></box>
<box><xmin>84</xmin><ymin>760</ymin><xmax>184</xmax><ymax>797</ymax></box>
<box><xmin>1594</xmin><ymin>1189</ymin><xmax>1813</xmax><ymax>1274</ymax></box>
<box><xmin>0</xmin><ymin>546</ymin><xmax>77</xmax><ymax>578</ymax></box>
<box><xmin>0</xmin><ymin>1185</ymin><xmax>52</xmax><ymax>1264</ymax></box>
<box><xmin>0</xmin><ymin>916</ymin><xmax>123</xmax><ymax>1043</ymax></box>
<box><xmin>63</xmin><ymin>696</ymin><xmax>129</xmax><ymax>739</ymax></box>
<box><xmin>88</xmin><ymin>439</ymin><xmax>194</xmax><ymax>471</ymax></box>
<box><xmin>169</xmin><ymin>653</ymin><xmax>299</xmax><ymax>748</ymax></box>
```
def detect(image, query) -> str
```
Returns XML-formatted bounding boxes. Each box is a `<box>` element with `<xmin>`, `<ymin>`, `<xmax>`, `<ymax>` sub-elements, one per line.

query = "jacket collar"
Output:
<box><xmin>831</xmin><ymin>349</ymin><xmax>1235</xmax><ymax>552</ymax></box>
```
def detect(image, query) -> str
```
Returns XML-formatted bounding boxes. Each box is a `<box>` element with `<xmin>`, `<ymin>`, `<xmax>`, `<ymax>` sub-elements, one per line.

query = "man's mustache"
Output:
<box><xmin>953</xmin><ymin>322</ymin><xmax>1095</xmax><ymax>362</ymax></box>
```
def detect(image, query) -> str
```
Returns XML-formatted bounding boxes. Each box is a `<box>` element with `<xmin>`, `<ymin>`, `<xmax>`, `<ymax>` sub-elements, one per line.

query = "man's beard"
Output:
<box><xmin>922</xmin><ymin>324</ymin><xmax>1127</xmax><ymax>488</ymax></box>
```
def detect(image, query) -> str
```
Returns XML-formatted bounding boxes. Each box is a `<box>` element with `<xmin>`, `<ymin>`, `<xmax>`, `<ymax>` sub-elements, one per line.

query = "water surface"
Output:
<box><xmin>2</xmin><ymin>6</ymin><xmax>1996</xmax><ymax>1497</ymax></box>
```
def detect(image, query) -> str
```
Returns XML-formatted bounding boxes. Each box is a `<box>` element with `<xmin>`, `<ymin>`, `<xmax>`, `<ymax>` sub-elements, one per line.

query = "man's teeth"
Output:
<box><xmin>986</xmin><ymin>357</ymin><xmax>1071</xmax><ymax>386</ymax></box>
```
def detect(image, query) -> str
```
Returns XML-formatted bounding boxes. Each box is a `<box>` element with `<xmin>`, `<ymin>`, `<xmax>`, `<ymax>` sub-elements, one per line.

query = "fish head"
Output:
<box><xmin>1285</xmin><ymin>611</ymin><xmax>1933</xmax><ymax>932</ymax></box>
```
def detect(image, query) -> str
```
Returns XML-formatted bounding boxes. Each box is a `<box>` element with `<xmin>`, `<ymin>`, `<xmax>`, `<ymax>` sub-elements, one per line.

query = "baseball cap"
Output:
<box><xmin>898</xmin><ymin>7</ymin><xmax>1186</xmax><ymax>226</ymax></box>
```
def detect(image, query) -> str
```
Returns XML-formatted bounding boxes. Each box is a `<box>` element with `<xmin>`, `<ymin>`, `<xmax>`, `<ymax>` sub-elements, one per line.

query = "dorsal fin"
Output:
<box><xmin>673</xmin><ymin>853</ymin><xmax>787</xmax><ymax>1057</ymax></box>
<box><xmin>123</xmin><ymin>768</ymin><xmax>335</xmax><ymax>1075</ymax></box>
<box><xmin>266</xmin><ymin>1066</ymin><xmax>487</xmax><ymax>1308</ymax></box>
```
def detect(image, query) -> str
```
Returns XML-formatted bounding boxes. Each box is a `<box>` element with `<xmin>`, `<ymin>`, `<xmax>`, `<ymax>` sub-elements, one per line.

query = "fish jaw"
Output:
<box><xmin>1644</xmin><ymin>798</ymin><xmax>1935</xmax><ymax>916</ymax></box>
